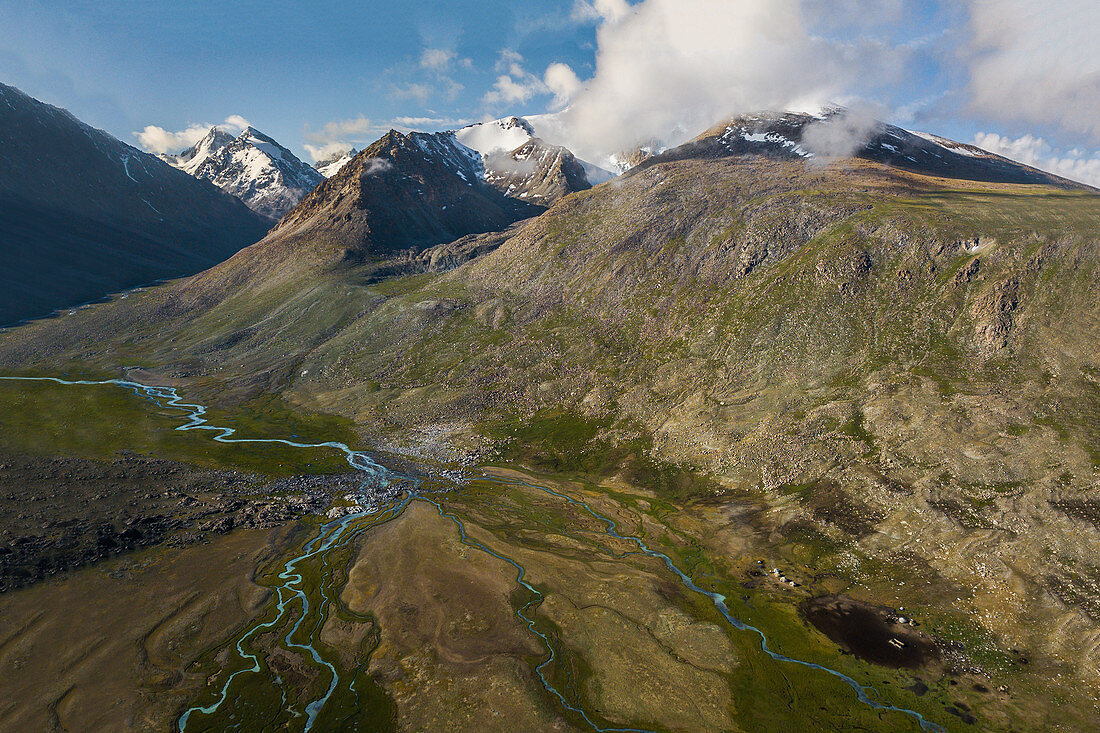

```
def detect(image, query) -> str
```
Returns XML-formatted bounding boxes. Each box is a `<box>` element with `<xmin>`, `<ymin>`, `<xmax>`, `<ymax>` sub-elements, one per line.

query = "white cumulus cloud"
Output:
<box><xmin>222</xmin><ymin>114</ymin><xmax>251</xmax><ymax>131</ymax></box>
<box><xmin>484</xmin><ymin>50</ymin><xmax>550</xmax><ymax>105</ymax></box>
<box><xmin>544</xmin><ymin>62</ymin><xmax>583</xmax><ymax>109</ymax></box>
<box><xmin>134</xmin><ymin>115</ymin><xmax>250</xmax><ymax>154</ymax></box>
<box><xmin>544</xmin><ymin>0</ymin><xmax>909</xmax><ymax>162</ymax></box>
<box><xmin>571</xmin><ymin>0</ymin><xmax>631</xmax><ymax>24</ymax></box>
<box><xmin>973</xmin><ymin>132</ymin><xmax>1100</xmax><ymax>188</ymax></box>
<box><xmin>964</xmin><ymin>0</ymin><xmax>1100</xmax><ymax>144</ymax></box>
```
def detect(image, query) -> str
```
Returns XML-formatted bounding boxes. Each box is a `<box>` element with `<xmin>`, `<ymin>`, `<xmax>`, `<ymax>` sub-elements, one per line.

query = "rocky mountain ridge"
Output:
<box><xmin>258</xmin><ymin>129</ymin><xmax>543</xmax><ymax>271</ymax></box>
<box><xmin>674</xmin><ymin>110</ymin><xmax>1087</xmax><ymax>188</ymax></box>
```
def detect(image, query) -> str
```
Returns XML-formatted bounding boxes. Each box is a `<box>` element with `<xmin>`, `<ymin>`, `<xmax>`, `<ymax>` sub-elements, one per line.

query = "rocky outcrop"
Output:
<box><xmin>973</xmin><ymin>276</ymin><xmax>1020</xmax><ymax>353</ymax></box>
<box><xmin>482</xmin><ymin>138</ymin><xmax>591</xmax><ymax>204</ymax></box>
<box><xmin>268</xmin><ymin>129</ymin><xmax>542</xmax><ymax>267</ymax></box>
<box><xmin>0</xmin><ymin>452</ymin><xmax>360</xmax><ymax>592</ymax></box>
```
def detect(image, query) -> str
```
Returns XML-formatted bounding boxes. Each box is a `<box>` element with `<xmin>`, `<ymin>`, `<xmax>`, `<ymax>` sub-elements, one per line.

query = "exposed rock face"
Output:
<box><xmin>482</xmin><ymin>137</ymin><xmax>591</xmax><ymax>204</ymax></box>
<box><xmin>270</xmin><ymin>129</ymin><xmax>543</xmax><ymax>266</ymax></box>
<box><xmin>972</xmin><ymin>276</ymin><xmax>1020</xmax><ymax>353</ymax></box>
<box><xmin>0</xmin><ymin>82</ymin><xmax>270</xmax><ymax>324</ymax></box>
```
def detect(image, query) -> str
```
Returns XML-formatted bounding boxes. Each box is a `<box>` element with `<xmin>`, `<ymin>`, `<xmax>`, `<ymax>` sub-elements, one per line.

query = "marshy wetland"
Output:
<box><xmin>4</xmin><ymin>375</ymin><xmax>1089</xmax><ymax>732</ymax></box>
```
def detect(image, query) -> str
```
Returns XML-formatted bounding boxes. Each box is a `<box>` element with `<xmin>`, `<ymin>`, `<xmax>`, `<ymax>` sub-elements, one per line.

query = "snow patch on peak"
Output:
<box><xmin>909</xmin><ymin>130</ymin><xmax>991</xmax><ymax>158</ymax></box>
<box><xmin>454</xmin><ymin>116</ymin><xmax>536</xmax><ymax>157</ymax></box>
<box><xmin>729</xmin><ymin>127</ymin><xmax>812</xmax><ymax>158</ymax></box>
<box><xmin>315</xmin><ymin>148</ymin><xmax>357</xmax><ymax>178</ymax></box>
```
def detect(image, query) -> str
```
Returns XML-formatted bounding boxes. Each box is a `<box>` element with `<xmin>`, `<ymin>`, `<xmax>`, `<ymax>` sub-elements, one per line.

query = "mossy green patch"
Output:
<box><xmin>486</xmin><ymin>409</ymin><xmax>720</xmax><ymax>502</ymax></box>
<box><xmin>0</xmin><ymin>379</ymin><xmax>355</xmax><ymax>476</ymax></box>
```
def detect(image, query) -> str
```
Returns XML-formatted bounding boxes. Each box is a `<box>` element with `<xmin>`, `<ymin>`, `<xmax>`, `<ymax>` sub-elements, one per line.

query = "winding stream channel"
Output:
<box><xmin>2</xmin><ymin>375</ymin><xmax>944</xmax><ymax>732</ymax></box>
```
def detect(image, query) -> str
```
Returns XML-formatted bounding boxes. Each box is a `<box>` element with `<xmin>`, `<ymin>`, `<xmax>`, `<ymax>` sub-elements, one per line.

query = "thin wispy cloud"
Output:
<box><xmin>390</xmin><ymin>82</ymin><xmax>434</xmax><ymax>105</ymax></box>
<box><xmin>419</xmin><ymin>48</ymin><xmax>472</xmax><ymax>73</ymax></box>
<box><xmin>305</xmin><ymin>115</ymin><xmax>379</xmax><ymax>142</ymax></box>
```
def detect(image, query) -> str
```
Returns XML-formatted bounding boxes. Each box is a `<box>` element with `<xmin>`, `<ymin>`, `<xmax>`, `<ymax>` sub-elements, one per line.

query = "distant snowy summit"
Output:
<box><xmin>451</xmin><ymin>115</ymin><xmax>616</xmax><ymax>187</ymax></box>
<box><xmin>162</xmin><ymin>127</ymin><xmax>324</xmax><ymax>220</ymax></box>
<box><xmin>451</xmin><ymin>116</ymin><xmax>613</xmax><ymax>202</ymax></box>
<box><xmin>313</xmin><ymin>147</ymin><xmax>358</xmax><ymax>178</ymax></box>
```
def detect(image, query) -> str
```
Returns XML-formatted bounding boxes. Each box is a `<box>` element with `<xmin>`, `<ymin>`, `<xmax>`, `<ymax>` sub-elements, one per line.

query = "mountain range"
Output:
<box><xmin>2</xmin><ymin>79</ymin><xmax>1100</xmax><ymax>729</ymax></box>
<box><xmin>0</xmin><ymin>82</ymin><xmax>270</xmax><ymax>325</ymax></box>
<box><xmin>680</xmin><ymin>110</ymin><xmax>1082</xmax><ymax>186</ymax></box>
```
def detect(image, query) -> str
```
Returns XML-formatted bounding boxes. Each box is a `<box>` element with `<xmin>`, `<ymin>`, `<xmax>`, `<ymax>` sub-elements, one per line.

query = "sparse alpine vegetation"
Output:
<box><xmin>2</xmin><ymin>111</ymin><xmax>1099</xmax><ymax>729</ymax></box>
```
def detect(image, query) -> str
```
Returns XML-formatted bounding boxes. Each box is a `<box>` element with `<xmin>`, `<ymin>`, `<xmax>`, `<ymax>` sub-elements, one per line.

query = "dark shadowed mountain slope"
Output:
<box><xmin>0</xmin><ymin>82</ymin><xmax>270</xmax><ymax>324</ymax></box>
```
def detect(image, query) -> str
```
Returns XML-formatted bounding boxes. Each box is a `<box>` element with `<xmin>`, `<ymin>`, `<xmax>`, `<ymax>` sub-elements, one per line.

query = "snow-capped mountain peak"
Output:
<box><xmin>450</xmin><ymin>115</ymin><xmax>613</xmax><ymax>200</ymax></box>
<box><xmin>314</xmin><ymin>147</ymin><xmax>358</xmax><ymax>178</ymax></box>
<box><xmin>453</xmin><ymin>116</ymin><xmax>537</xmax><ymax>157</ymax></box>
<box><xmin>162</xmin><ymin>125</ymin><xmax>323</xmax><ymax>220</ymax></box>
<box><xmin>677</xmin><ymin>111</ymin><xmax>1083</xmax><ymax>188</ymax></box>
<box><xmin>161</xmin><ymin>126</ymin><xmax>235</xmax><ymax>176</ymax></box>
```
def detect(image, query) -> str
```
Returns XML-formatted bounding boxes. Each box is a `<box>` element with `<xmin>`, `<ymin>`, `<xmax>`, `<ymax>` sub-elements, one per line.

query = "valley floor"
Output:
<box><xmin>1</xmin><ymin>377</ymin><xmax>1097</xmax><ymax>732</ymax></box>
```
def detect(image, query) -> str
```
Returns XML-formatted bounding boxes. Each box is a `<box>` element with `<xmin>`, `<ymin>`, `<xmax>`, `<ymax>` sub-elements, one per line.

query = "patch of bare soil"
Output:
<box><xmin>0</xmin><ymin>525</ymin><xmax>289</xmax><ymax>731</ymax></box>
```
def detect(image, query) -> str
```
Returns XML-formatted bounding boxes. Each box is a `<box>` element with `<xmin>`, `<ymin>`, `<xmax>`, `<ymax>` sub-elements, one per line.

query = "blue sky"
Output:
<box><xmin>0</xmin><ymin>1</ymin><xmax>602</xmax><ymax>152</ymax></box>
<box><xmin>1</xmin><ymin>0</ymin><xmax>1097</xmax><ymax>184</ymax></box>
